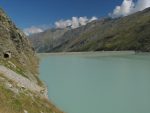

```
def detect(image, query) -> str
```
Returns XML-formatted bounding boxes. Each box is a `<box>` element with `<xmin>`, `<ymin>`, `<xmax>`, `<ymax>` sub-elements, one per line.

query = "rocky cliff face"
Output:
<box><xmin>0</xmin><ymin>8</ymin><xmax>39</xmax><ymax>82</ymax></box>
<box><xmin>0</xmin><ymin>8</ymin><xmax>62</xmax><ymax>113</ymax></box>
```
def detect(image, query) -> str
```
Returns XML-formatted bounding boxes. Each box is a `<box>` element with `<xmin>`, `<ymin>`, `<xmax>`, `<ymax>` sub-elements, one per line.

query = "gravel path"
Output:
<box><xmin>0</xmin><ymin>65</ymin><xmax>43</xmax><ymax>93</ymax></box>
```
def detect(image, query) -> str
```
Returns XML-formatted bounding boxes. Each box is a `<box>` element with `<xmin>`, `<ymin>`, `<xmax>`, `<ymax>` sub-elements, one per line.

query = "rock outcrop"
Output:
<box><xmin>0</xmin><ymin>8</ymin><xmax>39</xmax><ymax>82</ymax></box>
<box><xmin>0</xmin><ymin>8</ymin><xmax>63</xmax><ymax>113</ymax></box>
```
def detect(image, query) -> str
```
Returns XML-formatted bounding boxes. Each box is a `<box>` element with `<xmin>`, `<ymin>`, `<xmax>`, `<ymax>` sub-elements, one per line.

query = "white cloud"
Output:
<box><xmin>55</xmin><ymin>16</ymin><xmax>98</xmax><ymax>29</ymax></box>
<box><xmin>79</xmin><ymin>17</ymin><xmax>88</xmax><ymax>26</ymax></box>
<box><xmin>71</xmin><ymin>17</ymin><xmax>80</xmax><ymax>29</ymax></box>
<box><xmin>110</xmin><ymin>0</ymin><xmax>150</xmax><ymax>18</ymax></box>
<box><xmin>23</xmin><ymin>26</ymin><xmax>43</xmax><ymax>36</ymax></box>
<box><xmin>134</xmin><ymin>0</ymin><xmax>150</xmax><ymax>11</ymax></box>
<box><xmin>24</xmin><ymin>17</ymin><xmax>98</xmax><ymax>35</ymax></box>
<box><xmin>23</xmin><ymin>25</ymin><xmax>50</xmax><ymax>36</ymax></box>
<box><xmin>89</xmin><ymin>16</ymin><xmax>98</xmax><ymax>22</ymax></box>
<box><xmin>55</xmin><ymin>20</ymin><xmax>72</xmax><ymax>29</ymax></box>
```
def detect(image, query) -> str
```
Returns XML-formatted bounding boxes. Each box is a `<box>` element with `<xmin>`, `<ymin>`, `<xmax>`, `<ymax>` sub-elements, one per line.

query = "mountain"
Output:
<box><xmin>29</xmin><ymin>7</ymin><xmax>150</xmax><ymax>52</ymax></box>
<box><xmin>0</xmin><ymin>8</ymin><xmax>62</xmax><ymax>113</ymax></box>
<box><xmin>29</xmin><ymin>28</ymin><xmax>69</xmax><ymax>52</ymax></box>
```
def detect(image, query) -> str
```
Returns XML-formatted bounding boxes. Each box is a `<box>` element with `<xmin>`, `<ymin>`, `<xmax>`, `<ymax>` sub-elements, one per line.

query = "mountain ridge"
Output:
<box><xmin>29</xmin><ymin>7</ymin><xmax>150</xmax><ymax>52</ymax></box>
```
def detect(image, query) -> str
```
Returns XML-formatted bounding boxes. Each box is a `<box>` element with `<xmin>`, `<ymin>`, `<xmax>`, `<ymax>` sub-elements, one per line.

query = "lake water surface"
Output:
<box><xmin>39</xmin><ymin>52</ymin><xmax>150</xmax><ymax>113</ymax></box>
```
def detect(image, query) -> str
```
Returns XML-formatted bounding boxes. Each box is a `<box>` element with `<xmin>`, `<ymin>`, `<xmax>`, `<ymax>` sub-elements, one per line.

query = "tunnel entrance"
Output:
<box><xmin>3</xmin><ymin>52</ymin><xmax>11</xmax><ymax>59</ymax></box>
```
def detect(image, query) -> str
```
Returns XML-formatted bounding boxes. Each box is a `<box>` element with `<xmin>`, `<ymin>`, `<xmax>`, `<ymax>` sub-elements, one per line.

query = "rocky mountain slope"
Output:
<box><xmin>29</xmin><ymin>28</ymin><xmax>69</xmax><ymax>52</ymax></box>
<box><xmin>0</xmin><ymin>8</ymin><xmax>63</xmax><ymax>113</ymax></box>
<box><xmin>30</xmin><ymin>7</ymin><xmax>150</xmax><ymax>52</ymax></box>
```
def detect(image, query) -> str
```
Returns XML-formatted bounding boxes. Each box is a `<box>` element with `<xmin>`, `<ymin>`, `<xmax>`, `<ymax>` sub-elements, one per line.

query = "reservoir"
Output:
<box><xmin>39</xmin><ymin>52</ymin><xmax>150</xmax><ymax>113</ymax></box>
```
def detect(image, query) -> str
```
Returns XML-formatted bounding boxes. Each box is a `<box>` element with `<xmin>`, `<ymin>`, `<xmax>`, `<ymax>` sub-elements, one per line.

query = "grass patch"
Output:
<box><xmin>0</xmin><ymin>79</ymin><xmax>63</xmax><ymax>113</ymax></box>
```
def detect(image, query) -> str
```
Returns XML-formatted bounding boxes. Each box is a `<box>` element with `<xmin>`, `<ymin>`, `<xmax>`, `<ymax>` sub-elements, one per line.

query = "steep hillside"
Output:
<box><xmin>0</xmin><ymin>8</ymin><xmax>39</xmax><ymax>82</ymax></box>
<box><xmin>29</xmin><ymin>28</ymin><xmax>69</xmax><ymax>52</ymax></box>
<box><xmin>0</xmin><ymin>8</ymin><xmax>63</xmax><ymax>113</ymax></box>
<box><xmin>30</xmin><ymin>7</ymin><xmax>150</xmax><ymax>52</ymax></box>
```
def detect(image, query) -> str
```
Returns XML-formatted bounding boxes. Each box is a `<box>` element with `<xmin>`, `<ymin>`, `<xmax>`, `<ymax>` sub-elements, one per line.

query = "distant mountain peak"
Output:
<box><xmin>29</xmin><ymin>8</ymin><xmax>150</xmax><ymax>52</ymax></box>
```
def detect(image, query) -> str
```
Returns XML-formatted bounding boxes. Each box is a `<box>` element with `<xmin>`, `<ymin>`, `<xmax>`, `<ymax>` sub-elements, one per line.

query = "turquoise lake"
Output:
<box><xmin>39</xmin><ymin>52</ymin><xmax>150</xmax><ymax>113</ymax></box>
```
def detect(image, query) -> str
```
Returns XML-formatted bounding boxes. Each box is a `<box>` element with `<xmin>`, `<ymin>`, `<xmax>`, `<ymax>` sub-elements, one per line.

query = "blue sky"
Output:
<box><xmin>1</xmin><ymin>0</ymin><xmax>149</xmax><ymax>35</ymax></box>
<box><xmin>0</xmin><ymin>0</ymin><xmax>122</xmax><ymax>29</ymax></box>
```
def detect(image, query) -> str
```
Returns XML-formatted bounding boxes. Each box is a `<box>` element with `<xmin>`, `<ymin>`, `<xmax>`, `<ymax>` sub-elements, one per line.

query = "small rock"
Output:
<box><xmin>7</xmin><ymin>83</ymin><xmax>12</xmax><ymax>88</ymax></box>
<box><xmin>24</xmin><ymin>110</ymin><xmax>28</xmax><ymax>113</ymax></box>
<box><xmin>8</xmin><ymin>61</ymin><xmax>16</xmax><ymax>68</ymax></box>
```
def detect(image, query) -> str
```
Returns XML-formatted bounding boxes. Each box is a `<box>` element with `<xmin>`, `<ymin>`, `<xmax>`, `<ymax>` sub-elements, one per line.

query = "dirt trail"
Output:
<box><xmin>0</xmin><ymin>65</ymin><xmax>44</xmax><ymax>93</ymax></box>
